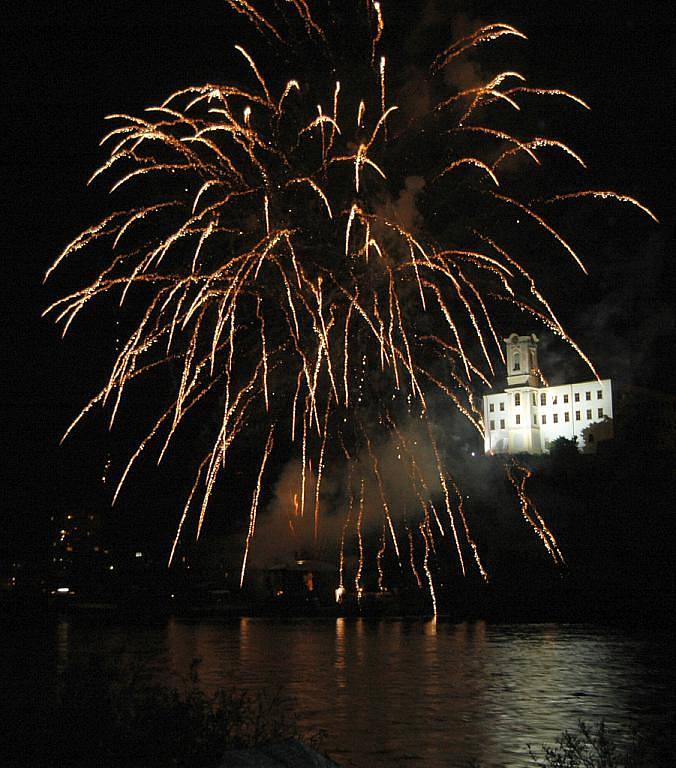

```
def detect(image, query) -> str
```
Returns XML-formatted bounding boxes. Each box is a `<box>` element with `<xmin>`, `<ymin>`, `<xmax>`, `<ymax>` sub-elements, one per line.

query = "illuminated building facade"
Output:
<box><xmin>483</xmin><ymin>333</ymin><xmax>613</xmax><ymax>455</ymax></box>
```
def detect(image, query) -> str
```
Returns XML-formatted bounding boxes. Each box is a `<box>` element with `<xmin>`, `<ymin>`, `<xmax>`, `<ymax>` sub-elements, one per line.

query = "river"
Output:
<box><xmin>3</xmin><ymin>616</ymin><xmax>674</xmax><ymax>766</ymax></box>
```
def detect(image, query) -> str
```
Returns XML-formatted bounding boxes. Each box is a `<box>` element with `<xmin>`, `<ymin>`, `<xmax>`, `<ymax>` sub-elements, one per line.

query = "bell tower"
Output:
<box><xmin>505</xmin><ymin>333</ymin><xmax>541</xmax><ymax>388</ymax></box>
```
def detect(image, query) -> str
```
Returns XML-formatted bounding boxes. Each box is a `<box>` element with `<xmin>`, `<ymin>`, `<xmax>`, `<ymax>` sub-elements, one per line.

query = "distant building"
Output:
<box><xmin>51</xmin><ymin>510</ymin><xmax>104</xmax><ymax>569</ymax></box>
<box><xmin>266</xmin><ymin>558</ymin><xmax>337</xmax><ymax>606</ymax></box>
<box><xmin>483</xmin><ymin>333</ymin><xmax>613</xmax><ymax>455</ymax></box>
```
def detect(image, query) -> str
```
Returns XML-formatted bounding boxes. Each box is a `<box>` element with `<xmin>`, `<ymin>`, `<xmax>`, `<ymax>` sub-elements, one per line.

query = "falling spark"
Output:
<box><xmin>355</xmin><ymin>479</ymin><xmax>365</xmax><ymax>601</ymax></box>
<box><xmin>408</xmin><ymin>527</ymin><xmax>423</xmax><ymax>589</ymax></box>
<box><xmin>240</xmin><ymin>425</ymin><xmax>275</xmax><ymax>587</ymax></box>
<box><xmin>419</xmin><ymin>521</ymin><xmax>437</xmax><ymax>618</ymax></box>
<box><xmin>544</xmin><ymin>191</ymin><xmax>658</xmax><ymax>222</ymax></box>
<box><xmin>376</xmin><ymin>523</ymin><xmax>387</xmax><ymax>591</ymax></box>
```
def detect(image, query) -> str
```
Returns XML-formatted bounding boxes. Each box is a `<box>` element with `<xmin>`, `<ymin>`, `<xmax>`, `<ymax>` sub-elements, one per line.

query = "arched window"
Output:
<box><xmin>513</xmin><ymin>351</ymin><xmax>521</xmax><ymax>371</ymax></box>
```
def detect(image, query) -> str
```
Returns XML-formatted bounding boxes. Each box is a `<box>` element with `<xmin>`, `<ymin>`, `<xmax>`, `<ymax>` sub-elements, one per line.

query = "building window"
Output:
<box><xmin>540</xmin><ymin>393</ymin><xmax>546</xmax><ymax>405</ymax></box>
<box><xmin>586</xmin><ymin>409</ymin><xmax>592</xmax><ymax>420</ymax></box>
<box><xmin>500</xmin><ymin>419</ymin><xmax>505</xmax><ymax>429</ymax></box>
<box><xmin>564</xmin><ymin>394</ymin><xmax>569</xmax><ymax>404</ymax></box>
<box><xmin>598</xmin><ymin>408</ymin><xmax>604</xmax><ymax>418</ymax></box>
<box><xmin>516</xmin><ymin>414</ymin><xmax>521</xmax><ymax>425</ymax></box>
<box><xmin>489</xmin><ymin>403</ymin><xmax>494</xmax><ymax>413</ymax></box>
<box><xmin>575</xmin><ymin>410</ymin><xmax>580</xmax><ymax>420</ymax></box>
<box><xmin>597</xmin><ymin>390</ymin><xmax>603</xmax><ymax>399</ymax></box>
<box><xmin>513</xmin><ymin>352</ymin><xmax>520</xmax><ymax>371</ymax></box>
<box><xmin>553</xmin><ymin>395</ymin><xmax>558</xmax><ymax>405</ymax></box>
<box><xmin>500</xmin><ymin>402</ymin><xmax>504</xmax><ymax>411</ymax></box>
<box><xmin>586</xmin><ymin>391</ymin><xmax>591</xmax><ymax>401</ymax></box>
<box><xmin>553</xmin><ymin>413</ymin><xmax>559</xmax><ymax>424</ymax></box>
<box><xmin>574</xmin><ymin>392</ymin><xmax>580</xmax><ymax>402</ymax></box>
<box><xmin>564</xmin><ymin>412</ymin><xmax>570</xmax><ymax>422</ymax></box>
<box><xmin>490</xmin><ymin>420</ymin><xmax>495</xmax><ymax>430</ymax></box>
<box><xmin>532</xmin><ymin>393</ymin><xmax>536</xmax><ymax>406</ymax></box>
<box><xmin>514</xmin><ymin>393</ymin><xmax>521</xmax><ymax>406</ymax></box>
<box><xmin>533</xmin><ymin>414</ymin><xmax>537</xmax><ymax>425</ymax></box>
<box><xmin>542</xmin><ymin>414</ymin><xmax>547</xmax><ymax>424</ymax></box>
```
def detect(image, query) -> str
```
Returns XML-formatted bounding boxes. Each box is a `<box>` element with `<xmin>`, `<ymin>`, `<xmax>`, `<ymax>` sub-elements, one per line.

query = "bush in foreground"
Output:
<box><xmin>527</xmin><ymin>721</ymin><xmax>662</xmax><ymax>768</ymax></box>
<box><xmin>465</xmin><ymin>721</ymin><xmax>666</xmax><ymax>768</ymax></box>
<box><xmin>3</xmin><ymin>656</ymin><xmax>320</xmax><ymax>767</ymax></box>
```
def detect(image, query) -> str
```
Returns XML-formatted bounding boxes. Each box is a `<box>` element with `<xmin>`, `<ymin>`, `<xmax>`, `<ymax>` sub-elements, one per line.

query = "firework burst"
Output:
<box><xmin>45</xmin><ymin>0</ymin><xmax>656</xmax><ymax>614</ymax></box>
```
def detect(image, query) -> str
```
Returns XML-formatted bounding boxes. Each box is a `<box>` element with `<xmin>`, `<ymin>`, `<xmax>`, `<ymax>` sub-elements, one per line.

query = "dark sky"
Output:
<box><xmin>3</xmin><ymin>0</ymin><xmax>673</xmax><ymax>557</ymax></box>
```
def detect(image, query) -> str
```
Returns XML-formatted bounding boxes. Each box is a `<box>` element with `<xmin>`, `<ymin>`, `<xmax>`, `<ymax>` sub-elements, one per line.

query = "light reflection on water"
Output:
<box><xmin>11</xmin><ymin>618</ymin><xmax>676</xmax><ymax>767</ymax></box>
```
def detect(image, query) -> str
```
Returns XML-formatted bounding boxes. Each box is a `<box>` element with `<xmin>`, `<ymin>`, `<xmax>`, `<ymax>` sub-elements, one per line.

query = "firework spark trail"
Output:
<box><xmin>288</xmin><ymin>492</ymin><xmax>300</xmax><ymax>540</ymax></box>
<box><xmin>376</xmin><ymin>522</ymin><xmax>387</xmax><ymax>591</ymax></box>
<box><xmin>355</xmin><ymin>478</ymin><xmax>365</xmax><ymax>601</ymax></box>
<box><xmin>46</xmin><ymin>0</ymin><xmax>655</xmax><ymax>613</ymax></box>
<box><xmin>362</xmin><ymin>426</ymin><xmax>402</xmax><ymax>564</ymax></box>
<box><xmin>506</xmin><ymin>458</ymin><xmax>564</xmax><ymax>565</ymax></box>
<box><xmin>339</xmin><ymin>464</ymin><xmax>355</xmax><ymax>591</ymax></box>
<box><xmin>240</xmin><ymin>424</ymin><xmax>276</xmax><ymax>587</ymax></box>
<box><xmin>544</xmin><ymin>191</ymin><xmax>658</xmax><ymax>222</ymax></box>
<box><xmin>387</xmin><ymin>417</ymin><xmax>445</xmax><ymax>536</ymax></box>
<box><xmin>419</xmin><ymin>520</ymin><xmax>437</xmax><ymax>618</ymax></box>
<box><xmin>425</xmin><ymin>419</ymin><xmax>466</xmax><ymax>577</ymax></box>
<box><xmin>448</xmin><ymin>476</ymin><xmax>489</xmax><ymax>582</ymax></box>
<box><xmin>432</xmin><ymin>24</ymin><xmax>527</xmax><ymax>74</ymax></box>
<box><xmin>408</xmin><ymin>527</ymin><xmax>423</xmax><ymax>589</ymax></box>
<box><xmin>313</xmin><ymin>392</ymin><xmax>332</xmax><ymax>542</ymax></box>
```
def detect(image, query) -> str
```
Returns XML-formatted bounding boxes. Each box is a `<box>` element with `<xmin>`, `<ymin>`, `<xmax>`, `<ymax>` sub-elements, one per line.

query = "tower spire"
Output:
<box><xmin>505</xmin><ymin>333</ymin><xmax>541</xmax><ymax>388</ymax></box>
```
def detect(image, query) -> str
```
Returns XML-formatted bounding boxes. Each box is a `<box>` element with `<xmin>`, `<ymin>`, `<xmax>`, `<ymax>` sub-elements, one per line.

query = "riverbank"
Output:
<box><xmin>6</xmin><ymin>565</ymin><xmax>673</xmax><ymax>629</ymax></box>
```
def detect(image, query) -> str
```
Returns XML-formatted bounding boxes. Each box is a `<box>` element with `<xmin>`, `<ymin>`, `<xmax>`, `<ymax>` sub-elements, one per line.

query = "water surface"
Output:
<box><xmin>3</xmin><ymin>617</ymin><xmax>674</xmax><ymax>767</ymax></box>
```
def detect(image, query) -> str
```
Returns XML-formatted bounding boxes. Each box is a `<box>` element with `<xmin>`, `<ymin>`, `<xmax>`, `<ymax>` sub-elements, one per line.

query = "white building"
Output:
<box><xmin>483</xmin><ymin>333</ymin><xmax>613</xmax><ymax>455</ymax></box>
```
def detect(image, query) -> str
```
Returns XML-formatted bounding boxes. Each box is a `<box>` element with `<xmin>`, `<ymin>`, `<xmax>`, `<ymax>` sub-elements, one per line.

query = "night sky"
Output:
<box><xmin>3</xmin><ymin>1</ymin><xmax>673</xmax><ymax>558</ymax></box>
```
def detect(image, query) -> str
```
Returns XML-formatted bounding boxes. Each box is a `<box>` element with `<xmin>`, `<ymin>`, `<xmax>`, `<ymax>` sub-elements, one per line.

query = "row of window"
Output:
<box><xmin>489</xmin><ymin>408</ymin><xmax>604</xmax><ymax>430</ymax></box>
<box><xmin>488</xmin><ymin>389</ymin><xmax>605</xmax><ymax>412</ymax></box>
<box><xmin>541</xmin><ymin>408</ymin><xmax>604</xmax><ymax>424</ymax></box>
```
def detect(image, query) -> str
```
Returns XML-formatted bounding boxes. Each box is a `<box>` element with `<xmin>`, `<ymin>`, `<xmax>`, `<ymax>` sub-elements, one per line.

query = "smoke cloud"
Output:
<box><xmin>251</xmin><ymin>415</ymin><xmax>444</xmax><ymax>567</ymax></box>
